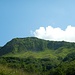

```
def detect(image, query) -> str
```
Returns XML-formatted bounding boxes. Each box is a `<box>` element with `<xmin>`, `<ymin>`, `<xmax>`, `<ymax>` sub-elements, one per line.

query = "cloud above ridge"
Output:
<box><xmin>33</xmin><ymin>25</ymin><xmax>75</xmax><ymax>42</ymax></box>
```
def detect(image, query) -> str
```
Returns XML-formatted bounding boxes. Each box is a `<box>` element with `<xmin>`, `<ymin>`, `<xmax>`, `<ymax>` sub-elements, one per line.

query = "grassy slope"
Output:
<box><xmin>2</xmin><ymin>49</ymin><xmax>56</xmax><ymax>58</ymax></box>
<box><xmin>3</xmin><ymin>47</ymin><xmax>75</xmax><ymax>60</ymax></box>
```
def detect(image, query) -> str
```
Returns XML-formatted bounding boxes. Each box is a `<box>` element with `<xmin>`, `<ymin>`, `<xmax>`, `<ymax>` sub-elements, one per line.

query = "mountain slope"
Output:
<box><xmin>0</xmin><ymin>37</ymin><xmax>47</xmax><ymax>56</ymax></box>
<box><xmin>0</xmin><ymin>37</ymin><xmax>75</xmax><ymax>75</ymax></box>
<box><xmin>0</xmin><ymin>37</ymin><xmax>75</xmax><ymax>58</ymax></box>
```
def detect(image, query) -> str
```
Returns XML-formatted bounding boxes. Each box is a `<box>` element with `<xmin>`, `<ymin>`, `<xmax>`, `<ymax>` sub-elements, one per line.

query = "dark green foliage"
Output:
<box><xmin>0</xmin><ymin>57</ymin><xmax>57</xmax><ymax>74</ymax></box>
<box><xmin>63</xmin><ymin>52</ymin><xmax>75</xmax><ymax>61</ymax></box>
<box><xmin>0</xmin><ymin>57</ymin><xmax>75</xmax><ymax>75</ymax></box>
<box><xmin>49</xmin><ymin>60</ymin><xmax>75</xmax><ymax>75</ymax></box>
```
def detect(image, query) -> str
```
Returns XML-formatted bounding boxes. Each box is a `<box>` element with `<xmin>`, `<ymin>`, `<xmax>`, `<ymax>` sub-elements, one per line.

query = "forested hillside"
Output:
<box><xmin>0</xmin><ymin>37</ymin><xmax>75</xmax><ymax>75</ymax></box>
<box><xmin>0</xmin><ymin>37</ymin><xmax>75</xmax><ymax>56</ymax></box>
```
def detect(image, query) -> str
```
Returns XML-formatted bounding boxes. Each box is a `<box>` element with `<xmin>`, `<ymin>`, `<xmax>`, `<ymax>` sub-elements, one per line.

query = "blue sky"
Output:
<box><xmin>0</xmin><ymin>0</ymin><xmax>75</xmax><ymax>46</ymax></box>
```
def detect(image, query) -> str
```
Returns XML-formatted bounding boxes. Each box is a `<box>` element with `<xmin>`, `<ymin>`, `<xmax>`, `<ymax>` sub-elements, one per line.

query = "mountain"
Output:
<box><xmin>0</xmin><ymin>37</ymin><xmax>75</xmax><ymax>75</ymax></box>
<box><xmin>0</xmin><ymin>37</ymin><xmax>47</xmax><ymax>56</ymax></box>
<box><xmin>0</xmin><ymin>37</ymin><xmax>75</xmax><ymax>58</ymax></box>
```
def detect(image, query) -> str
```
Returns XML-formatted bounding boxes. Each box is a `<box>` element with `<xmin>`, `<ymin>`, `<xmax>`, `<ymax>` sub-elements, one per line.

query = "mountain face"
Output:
<box><xmin>0</xmin><ymin>37</ymin><xmax>75</xmax><ymax>56</ymax></box>
<box><xmin>0</xmin><ymin>37</ymin><xmax>75</xmax><ymax>75</ymax></box>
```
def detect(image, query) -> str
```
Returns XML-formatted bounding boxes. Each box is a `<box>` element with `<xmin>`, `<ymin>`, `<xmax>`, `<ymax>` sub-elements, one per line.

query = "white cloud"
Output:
<box><xmin>33</xmin><ymin>25</ymin><xmax>75</xmax><ymax>42</ymax></box>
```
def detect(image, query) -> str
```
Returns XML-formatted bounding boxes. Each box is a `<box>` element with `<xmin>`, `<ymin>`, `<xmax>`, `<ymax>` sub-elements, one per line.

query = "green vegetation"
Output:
<box><xmin>0</xmin><ymin>37</ymin><xmax>75</xmax><ymax>75</ymax></box>
<box><xmin>0</xmin><ymin>64</ymin><xmax>30</xmax><ymax>75</ymax></box>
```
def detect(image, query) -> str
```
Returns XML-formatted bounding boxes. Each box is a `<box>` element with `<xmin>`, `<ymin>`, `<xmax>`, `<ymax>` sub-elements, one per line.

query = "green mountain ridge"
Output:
<box><xmin>0</xmin><ymin>37</ymin><xmax>75</xmax><ymax>58</ymax></box>
<box><xmin>0</xmin><ymin>37</ymin><xmax>75</xmax><ymax>75</ymax></box>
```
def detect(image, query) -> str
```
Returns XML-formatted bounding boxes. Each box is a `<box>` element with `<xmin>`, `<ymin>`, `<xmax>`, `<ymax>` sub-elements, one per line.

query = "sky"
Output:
<box><xmin>0</xmin><ymin>0</ymin><xmax>75</xmax><ymax>46</ymax></box>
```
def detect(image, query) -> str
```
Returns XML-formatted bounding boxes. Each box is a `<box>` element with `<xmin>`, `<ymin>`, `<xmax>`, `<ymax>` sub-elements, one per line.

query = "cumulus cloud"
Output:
<box><xmin>33</xmin><ymin>25</ymin><xmax>75</xmax><ymax>42</ymax></box>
